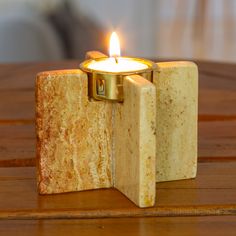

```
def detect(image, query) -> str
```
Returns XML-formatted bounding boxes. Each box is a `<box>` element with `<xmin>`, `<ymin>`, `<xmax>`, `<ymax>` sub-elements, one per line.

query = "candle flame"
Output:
<box><xmin>109</xmin><ymin>32</ymin><xmax>121</xmax><ymax>58</ymax></box>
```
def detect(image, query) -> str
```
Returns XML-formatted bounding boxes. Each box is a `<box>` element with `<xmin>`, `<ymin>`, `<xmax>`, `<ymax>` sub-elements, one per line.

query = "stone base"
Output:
<box><xmin>36</xmin><ymin>70</ymin><xmax>156</xmax><ymax>208</ymax></box>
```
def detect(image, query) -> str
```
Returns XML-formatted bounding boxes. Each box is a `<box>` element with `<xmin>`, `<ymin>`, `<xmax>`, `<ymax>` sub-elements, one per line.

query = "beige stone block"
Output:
<box><xmin>154</xmin><ymin>62</ymin><xmax>198</xmax><ymax>182</ymax></box>
<box><xmin>113</xmin><ymin>75</ymin><xmax>156</xmax><ymax>207</ymax></box>
<box><xmin>36</xmin><ymin>70</ymin><xmax>156</xmax><ymax>207</ymax></box>
<box><xmin>36</xmin><ymin>69</ymin><xmax>113</xmax><ymax>194</ymax></box>
<box><xmin>85</xmin><ymin>51</ymin><xmax>107</xmax><ymax>59</ymax></box>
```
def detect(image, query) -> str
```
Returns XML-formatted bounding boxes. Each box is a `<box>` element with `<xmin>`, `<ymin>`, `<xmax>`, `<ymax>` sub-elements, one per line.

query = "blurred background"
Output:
<box><xmin>0</xmin><ymin>0</ymin><xmax>236</xmax><ymax>63</ymax></box>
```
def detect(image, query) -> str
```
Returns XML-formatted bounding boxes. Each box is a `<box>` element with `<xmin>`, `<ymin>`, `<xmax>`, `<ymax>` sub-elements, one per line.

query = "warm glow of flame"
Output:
<box><xmin>109</xmin><ymin>32</ymin><xmax>121</xmax><ymax>58</ymax></box>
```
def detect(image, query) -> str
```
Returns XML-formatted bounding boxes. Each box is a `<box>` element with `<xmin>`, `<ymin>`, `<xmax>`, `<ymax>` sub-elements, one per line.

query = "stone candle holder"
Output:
<box><xmin>36</xmin><ymin>51</ymin><xmax>198</xmax><ymax>208</ymax></box>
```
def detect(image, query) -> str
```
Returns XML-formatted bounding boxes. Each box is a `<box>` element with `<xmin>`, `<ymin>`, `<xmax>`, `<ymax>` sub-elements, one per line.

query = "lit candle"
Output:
<box><xmin>80</xmin><ymin>32</ymin><xmax>156</xmax><ymax>101</ymax></box>
<box><xmin>87</xmin><ymin>57</ymin><xmax>148</xmax><ymax>73</ymax></box>
<box><xmin>86</xmin><ymin>32</ymin><xmax>148</xmax><ymax>73</ymax></box>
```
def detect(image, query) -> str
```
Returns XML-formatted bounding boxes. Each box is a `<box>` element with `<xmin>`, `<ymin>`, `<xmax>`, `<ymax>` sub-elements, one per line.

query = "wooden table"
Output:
<box><xmin>0</xmin><ymin>60</ymin><xmax>236</xmax><ymax>235</ymax></box>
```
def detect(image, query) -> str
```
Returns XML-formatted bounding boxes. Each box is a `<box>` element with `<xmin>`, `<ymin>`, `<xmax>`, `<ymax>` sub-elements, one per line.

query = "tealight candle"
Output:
<box><xmin>87</xmin><ymin>57</ymin><xmax>148</xmax><ymax>73</ymax></box>
<box><xmin>80</xmin><ymin>32</ymin><xmax>156</xmax><ymax>101</ymax></box>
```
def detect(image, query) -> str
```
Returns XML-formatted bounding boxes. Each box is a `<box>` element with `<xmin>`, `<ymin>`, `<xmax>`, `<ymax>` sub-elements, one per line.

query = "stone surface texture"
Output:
<box><xmin>113</xmin><ymin>75</ymin><xmax>156</xmax><ymax>207</ymax></box>
<box><xmin>154</xmin><ymin>62</ymin><xmax>198</xmax><ymax>182</ymax></box>
<box><xmin>36</xmin><ymin>70</ymin><xmax>113</xmax><ymax>194</ymax></box>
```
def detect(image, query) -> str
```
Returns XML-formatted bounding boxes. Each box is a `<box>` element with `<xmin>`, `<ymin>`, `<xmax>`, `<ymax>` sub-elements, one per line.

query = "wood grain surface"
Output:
<box><xmin>0</xmin><ymin>60</ymin><xmax>235</xmax><ymax>235</ymax></box>
<box><xmin>0</xmin><ymin>217</ymin><xmax>236</xmax><ymax>236</ymax></box>
<box><xmin>0</xmin><ymin>162</ymin><xmax>235</xmax><ymax>219</ymax></box>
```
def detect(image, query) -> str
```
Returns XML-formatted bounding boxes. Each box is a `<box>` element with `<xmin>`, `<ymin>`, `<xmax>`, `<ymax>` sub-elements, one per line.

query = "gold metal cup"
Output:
<box><xmin>80</xmin><ymin>57</ymin><xmax>156</xmax><ymax>102</ymax></box>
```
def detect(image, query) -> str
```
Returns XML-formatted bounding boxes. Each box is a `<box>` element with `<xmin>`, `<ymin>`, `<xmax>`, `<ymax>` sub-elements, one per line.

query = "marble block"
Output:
<box><xmin>36</xmin><ymin>70</ymin><xmax>113</xmax><ymax>194</ymax></box>
<box><xmin>153</xmin><ymin>62</ymin><xmax>198</xmax><ymax>182</ymax></box>
<box><xmin>114</xmin><ymin>75</ymin><xmax>156</xmax><ymax>207</ymax></box>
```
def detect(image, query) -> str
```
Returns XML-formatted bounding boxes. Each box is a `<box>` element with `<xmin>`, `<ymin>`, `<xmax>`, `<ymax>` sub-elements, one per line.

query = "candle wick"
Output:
<box><xmin>114</xmin><ymin>57</ymin><xmax>118</xmax><ymax>64</ymax></box>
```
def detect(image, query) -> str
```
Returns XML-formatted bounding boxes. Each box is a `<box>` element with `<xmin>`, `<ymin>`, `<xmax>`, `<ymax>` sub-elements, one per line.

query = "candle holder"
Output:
<box><xmin>36</xmin><ymin>47</ymin><xmax>198</xmax><ymax>208</ymax></box>
<box><xmin>80</xmin><ymin>57</ymin><xmax>156</xmax><ymax>101</ymax></box>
